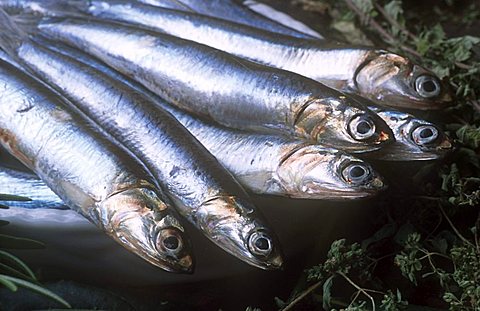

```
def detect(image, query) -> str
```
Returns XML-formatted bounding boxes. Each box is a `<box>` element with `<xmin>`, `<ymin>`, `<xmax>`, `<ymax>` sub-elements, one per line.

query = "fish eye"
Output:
<box><xmin>411</xmin><ymin>125</ymin><xmax>439</xmax><ymax>145</ymax></box>
<box><xmin>157</xmin><ymin>228</ymin><xmax>183</xmax><ymax>254</ymax></box>
<box><xmin>348</xmin><ymin>114</ymin><xmax>376</xmax><ymax>141</ymax></box>
<box><xmin>342</xmin><ymin>162</ymin><xmax>371</xmax><ymax>185</ymax></box>
<box><xmin>248</xmin><ymin>231</ymin><xmax>273</xmax><ymax>257</ymax></box>
<box><xmin>415</xmin><ymin>75</ymin><xmax>441</xmax><ymax>98</ymax></box>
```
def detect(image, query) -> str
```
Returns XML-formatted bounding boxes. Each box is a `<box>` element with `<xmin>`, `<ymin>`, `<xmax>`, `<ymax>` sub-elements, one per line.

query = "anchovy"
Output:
<box><xmin>0</xmin><ymin>164</ymin><xmax>66</xmax><ymax>209</ymax></box>
<box><xmin>36</xmin><ymin>0</ymin><xmax>449</xmax><ymax>110</ymax></box>
<box><xmin>2</xmin><ymin>4</ymin><xmax>449</xmax><ymax>160</ymax></box>
<box><xmin>0</xmin><ymin>12</ymin><xmax>283</xmax><ymax>270</ymax></box>
<box><xmin>18</xmin><ymin>15</ymin><xmax>393</xmax><ymax>153</ymax></box>
<box><xmin>136</xmin><ymin>0</ymin><xmax>318</xmax><ymax>39</ymax></box>
<box><xmin>33</xmin><ymin>36</ymin><xmax>386</xmax><ymax>198</ymax></box>
<box><xmin>0</xmin><ymin>58</ymin><xmax>193</xmax><ymax>273</ymax></box>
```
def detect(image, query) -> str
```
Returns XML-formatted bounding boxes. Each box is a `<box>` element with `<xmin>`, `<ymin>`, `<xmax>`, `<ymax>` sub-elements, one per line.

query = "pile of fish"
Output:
<box><xmin>0</xmin><ymin>0</ymin><xmax>453</xmax><ymax>273</ymax></box>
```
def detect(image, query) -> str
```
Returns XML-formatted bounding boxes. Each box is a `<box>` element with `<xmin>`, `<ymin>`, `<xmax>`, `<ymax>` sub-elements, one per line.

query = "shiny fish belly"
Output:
<box><xmin>36</xmin><ymin>38</ymin><xmax>386</xmax><ymax>199</ymax></box>
<box><xmin>0</xmin><ymin>15</ymin><xmax>283</xmax><ymax>270</ymax></box>
<box><xmin>0</xmin><ymin>58</ymin><xmax>193</xmax><ymax>273</ymax></box>
<box><xmin>30</xmin><ymin>17</ymin><xmax>393</xmax><ymax>153</ymax></box>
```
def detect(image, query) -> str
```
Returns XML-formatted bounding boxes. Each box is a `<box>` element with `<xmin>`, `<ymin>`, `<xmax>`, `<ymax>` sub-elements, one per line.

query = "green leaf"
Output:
<box><xmin>383</xmin><ymin>0</ymin><xmax>405</xmax><ymax>37</ymax></box>
<box><xmin>430</xmin><ymin>237</ymin><xmax>448</xmax><ymax>255</ymax></box>
<box><xmin>322</xmin><ymin>275</ymin><xmax>334</xmax><ymax>310</ymax></box>
<box><xmin>0</xmin><ymin>275</ymin><xmax>71</xmax><ymax>308</ymax></box>
<box><xmin>445</xmin><ymin>36</ymin><xmax>480</xmax><ymax>63</ymax></box>
<box><xmin>0</xmin><ymin>250</ymin><xmax>37</xmax><ymax>280</ymax></box>
<box><xmin>0</xmin><ymin>275</ymin><xmax>18</xmax><ymax>291</ymax></box>
<box><xmin>394</xmin><ymin>223</ymin><xmax>416</xmax><ymax>246</ymax></box>
<box><xmin>456</xmin><ymin>125</ymin><xmax>480</xmax><ymax>149</ymax></box>
<box><xmin>352</xmin><ymin>0</ymin><xmax>374</xmax><ymax>15</ymax></box>
<box><xmin>361</xmin><ymin>222</ymin><xmax>397</xmax><ymax>250</ymax></box>
<box><xmin>0</xmin><ymin>262</ymin><xmax>35</xmax><ymax>282</ymax></box>
<box><xmin>0</xmin><ymin>234</ymin><xmax>45</xmax><ymax>249</ymax></box>
<box><xmin>274</xmin><ymin>297</ymin><xmax>285</xmax><ymax>308</ymax></box>
<box><xmin>0</xmin><ymin>194</ymin><xmax>32</xmax><ymax>202</ymax></box>
<box><xmin>415</xmin><ymin>24</ymin><xmax>445</xmax><ymax>55</ymax></box>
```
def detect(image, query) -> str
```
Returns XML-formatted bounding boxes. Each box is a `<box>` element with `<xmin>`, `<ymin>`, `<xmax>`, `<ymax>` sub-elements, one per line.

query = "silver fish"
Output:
<box><xmin>135</xmin><ymin>0</ymin><xmax>317</xmax><ymax>39</ymax></box>
<box><xmin>23</xmin><ymin>16</ymin><xmax>393</xmax><ymax>153</ymax></box>
<box><xmin>22</xmin><ymin>33</ymin><xmax>452</xmax><ymax>163</ymax></box>
<box><xmin>164</xmin><ymin>110</ymin><xmax>387</xmax><ymax>199</ymax></box>
<box><xmin>0</xmin><ymin>58</ymin><xmax>193</xmax><ymax>273</ymax></box>
<box><xmin>0</xmin><ymin>164</ymin><xmax>66</xmax><ymax>209</ymax></box>
<box><xmin>33</xmin><ymin>36</ymin><xmax>386</xmax><ymax>199</ymax></box>
<box><xmin>0</xmin><ymin>12</ymin><xmax>283</xmax><ymax>270</ymax></box>
<box><xmin>43</xmin><ymin>0</ymin><xmax>449</xmax><ymax>110</ymax></box>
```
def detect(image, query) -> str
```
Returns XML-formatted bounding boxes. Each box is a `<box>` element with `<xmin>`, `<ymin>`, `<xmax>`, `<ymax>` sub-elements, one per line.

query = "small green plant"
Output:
<box><xmin>274</xmin><ymin>0</ymin><xmax>480</xmax><ymax>310</ymax></box>
<box><xmin>0</xmin><ymin>194</ymin><xmax>71</xmax><ymax>309</ymax></box>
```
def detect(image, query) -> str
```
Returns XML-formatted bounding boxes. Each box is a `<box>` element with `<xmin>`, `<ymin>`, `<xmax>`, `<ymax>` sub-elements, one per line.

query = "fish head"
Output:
<box><xmin>276</xmin><ymin>145</ymin><xmax>386</xmax><ymax>199</ymax></box>
<box><xmin>296</xmin><ymin>96</ymin><xmax>394</xmax><ymax>152</ymax></box>
<box><xmin>355</xmin><ymin>52</ymin><xmax>452</xmax><ymax>109</ymax></box>
<box><xmin>98</xmin><ymin>187</ymin><xmax>194</xmax><ymax>273</ymax></box>
<box><xmin>196</xmin><ymin>196</ymin><xmax>283</xmax><ymax>270</ymax></box>
<box><xmin>369</xmin><ymin>108</ymin><xmax>453</xmax><ymax>160</ymax></box>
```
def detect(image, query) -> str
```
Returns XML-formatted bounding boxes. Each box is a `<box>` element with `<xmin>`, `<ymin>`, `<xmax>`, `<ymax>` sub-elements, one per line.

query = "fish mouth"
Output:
<box><xmin>355</xmin><ymin>53</ymin><xmax>452</xmax><ymax>109</ymax></box>
<box><xmin>197</xmin><ymin>196</ymin><xmax>283</xmax><ymax>270</ymax></box>
<box><xmin>379</xmin><ymin>93</ymin><xmax>452</xmax><ymax>110</ymax></box>
<box><xmin>297</xmin><ymin>180</ymin><xmax>386</xmax><ymax>200</ymax></box>
<box><xmin>98</xmin><ymin>188</ymin><xmax>195</xmax><ymax>273</ymax></box>
<box><xmin>364</xmin><ymin>138</ymin><xmax>453</xmax><ymax>161</ymax></box>
<box><xmin>111</xmin><ymin>219</ymin><xmax>195</xmax><ymax>274</ymax></box>
<box><xmin>115</xmin><ymin>232</ymin><xmax>195</xmax><ymax>274</ymax></box>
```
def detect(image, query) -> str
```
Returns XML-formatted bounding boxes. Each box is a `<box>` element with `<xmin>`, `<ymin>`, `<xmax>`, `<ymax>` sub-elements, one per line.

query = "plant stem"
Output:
<box><xmin>281</xmin><ymin>279</ymin><xmax>349</xmax><ymax>311</ymax></box>
<box><xmin>344</xmin><ymin>0</ymin><xmax>421</xmax><ymax>58</ymax></box>
<box><xmin>418</xmin><ymin>250</ymin><xmax>452</xmax><ymax>261</ymax></box>
<box><xmin>338</xmin><ymin>272</ymin><xmax>376</xmax><ymax>311</ymax></box>
<box><xmin>373</xmin><ymin>2</ymin><xmax>417</xmax><ymax>40</ymax></box>
<box><xmin>280</xmin><ymin>281</ymin><xmax>322</xmax><ymax>311</ymax></box>
<box><xmin>439</xmin><ymin>204</ymin><xmax>474</xmax><ymax>246</ymax></box>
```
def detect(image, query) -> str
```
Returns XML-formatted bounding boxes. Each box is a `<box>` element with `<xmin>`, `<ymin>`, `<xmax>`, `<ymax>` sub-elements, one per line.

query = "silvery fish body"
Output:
<box><xmin>135</xmin><ymin>0</ymin><xmax>316</xmax><ymax>39</ymax></box>
<box><xmin>50</xmin><ymin>0</ymin><xmax>450</xmax><ymax>110</ymax></box>
<box><xmin>0</xmin><ymin>59</ymin><xmax>193</xmax><ymax>273</ymax></box>
<box><xmin>0</xmin><ymin>165</ymin><xmax>66</xmax><ymax>209</ymax></box>
<box><xmin>0</xmin><ymin>14</ymin><xmax>282</xmax><ymax>270</ymax></box>
<box><xmin>37</xmin><ymin>38</ymin><xmax>386</xmax><ymax>199</ymax></box>
<box><xmin>165</xmin><ymin>108</ymin><xmax>386</xmax><ymax>199</ymax></box>
<box><xmin>30</xmin><ymin>17</ymin><xmax>393</xmax><ymax>153</ymax></box>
